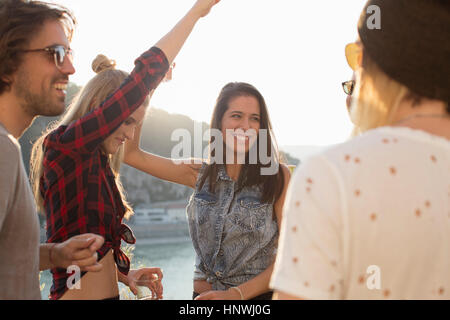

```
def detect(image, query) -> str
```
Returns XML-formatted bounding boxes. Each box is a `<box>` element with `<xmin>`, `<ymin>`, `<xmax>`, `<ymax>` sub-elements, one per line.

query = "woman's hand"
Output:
<box><xmin>194</xmin><ymin>288</ymin><xmax>242</xmax><ymax>300</ymax></box>
<box><xmin>155</xmin><ymin>0</ymin><xmax>221</xmax><ymax>64</ymax></box>
<box><xmin>191</xmin><ymin>0</ymin><xmax>221</xmax><ymax>18</ymax></box>
<box><xmin>125</xmin><ymin>268</ymin><xmax>164</xmax><ymax>300</ymax></box>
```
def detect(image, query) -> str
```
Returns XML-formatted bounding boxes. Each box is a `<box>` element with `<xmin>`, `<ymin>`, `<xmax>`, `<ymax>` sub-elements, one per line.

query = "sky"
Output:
<box><xmin>49</xmin><ymin>0</ymin><xmax>367</xmax><ymax>147</ymax></box>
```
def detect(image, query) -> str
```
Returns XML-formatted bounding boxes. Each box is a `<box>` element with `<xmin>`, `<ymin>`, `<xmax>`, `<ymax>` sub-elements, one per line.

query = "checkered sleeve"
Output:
<box><xmin>55</xmin><ymin>47</ymin><xmax>169</xmax><ymax>153</ymax></box>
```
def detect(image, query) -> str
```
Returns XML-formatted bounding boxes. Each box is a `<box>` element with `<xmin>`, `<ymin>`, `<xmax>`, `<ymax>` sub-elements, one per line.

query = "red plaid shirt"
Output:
<box><xmin>40</xmin><ymin>47</ymin><xmax>169</xmax><ymax>300</ymax></box>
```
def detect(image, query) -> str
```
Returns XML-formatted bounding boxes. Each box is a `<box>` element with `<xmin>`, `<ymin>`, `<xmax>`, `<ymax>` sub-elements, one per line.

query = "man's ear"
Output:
<box><xmin>1</xmin><ymin>75</ymin><xmax>10</xmax><ymax>84</ymax></box>
<box><xmin>1</xmin><ymin>74</ymin><xmax>13</xmax><ymax>90</ymax></box>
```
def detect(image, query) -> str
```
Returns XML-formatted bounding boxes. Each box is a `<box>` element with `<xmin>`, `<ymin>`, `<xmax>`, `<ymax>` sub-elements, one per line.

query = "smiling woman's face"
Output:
<box><xmin>221</xmin><ymin>95</ymin><xmax>261</xmax><ymax>155</ymax></box>
<box><xmin>101</xmin><ymin>105</ymin><xmax>146</xmax><ymax>155</ymax></box>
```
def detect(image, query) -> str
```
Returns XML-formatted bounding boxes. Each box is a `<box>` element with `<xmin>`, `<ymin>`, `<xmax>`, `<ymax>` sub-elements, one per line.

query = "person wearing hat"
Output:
<box><xmin>271</xmin><ymin>0</ymin><xmax>449</xmax><ymax>299</ymax></box>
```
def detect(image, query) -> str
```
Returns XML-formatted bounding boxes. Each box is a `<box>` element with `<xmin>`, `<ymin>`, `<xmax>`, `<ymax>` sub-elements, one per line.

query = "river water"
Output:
<box><xmin>39</xmin><ymin>238</ymin><xmax>196</xmax><ymax>300</ymax></box>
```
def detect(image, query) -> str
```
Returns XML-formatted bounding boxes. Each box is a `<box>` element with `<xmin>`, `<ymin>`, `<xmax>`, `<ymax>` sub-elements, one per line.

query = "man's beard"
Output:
<box><xmin>14</xmin><ymin>69</ymin><xmax>66</xmax><ymax>118</ymax></box>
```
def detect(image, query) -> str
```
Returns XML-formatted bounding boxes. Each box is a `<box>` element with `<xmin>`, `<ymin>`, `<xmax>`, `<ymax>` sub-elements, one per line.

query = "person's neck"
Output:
<box><xmin>225</xmin><ymin>163</ymin><xmax>243</xmax><ymax>182</ymax></box>
<box><xmin>390</xmin><ymin>99</ymin><xmax>450</xmax><ymax>141</ymax></box>
<box><xmin>0</xmin><ymin>93</ymin><xmax>34</xmax><ymax>139</ymax></box>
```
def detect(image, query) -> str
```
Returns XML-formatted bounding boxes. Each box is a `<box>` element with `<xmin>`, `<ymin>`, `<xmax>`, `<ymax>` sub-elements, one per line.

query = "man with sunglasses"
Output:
<box><xmin>0</xmin><ymin>0</ymin><xmax>104</xmax><ymax>299</ymax></box>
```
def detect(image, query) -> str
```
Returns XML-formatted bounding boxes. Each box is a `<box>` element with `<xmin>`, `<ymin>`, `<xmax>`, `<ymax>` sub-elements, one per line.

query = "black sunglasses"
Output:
<box><xmin>342</xmin><ymin>80</ymin><xmax>355</xmax><ymax>96</ymax></box>
<box><xmin>21</xmin><ymin>45</ymin><xmax>73</xmax><ymax>70</ymax></box>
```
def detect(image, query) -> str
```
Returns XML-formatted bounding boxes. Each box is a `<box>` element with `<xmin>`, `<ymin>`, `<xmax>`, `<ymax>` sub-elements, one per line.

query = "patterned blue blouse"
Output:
<box><xmin>186</xmin><ymin>163</ymin><xmax>278</xmax><ymax>290</ymax></box>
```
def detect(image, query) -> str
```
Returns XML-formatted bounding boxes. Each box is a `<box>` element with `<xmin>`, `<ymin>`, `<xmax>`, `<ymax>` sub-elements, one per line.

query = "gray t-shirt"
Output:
<box><xmin>0</xmin><ymin>123</ymin><xmax>41</xmax><ymax>299</ymax></box>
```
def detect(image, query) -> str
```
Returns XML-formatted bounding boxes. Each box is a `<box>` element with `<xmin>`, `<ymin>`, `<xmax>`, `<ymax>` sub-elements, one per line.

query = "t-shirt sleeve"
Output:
<box><xmin>270</xmin><ymin>155</ymin><xmax>346</xmax><ymax>299</ymax></box>
<box><xmin>0</xmin><ymin>136</ymin><xmax>20</xmax><ymax>230</ymax></box>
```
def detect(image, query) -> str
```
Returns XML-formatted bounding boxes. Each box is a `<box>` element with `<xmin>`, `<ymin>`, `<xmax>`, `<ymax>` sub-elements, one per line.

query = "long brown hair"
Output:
<box><xmin>199</xmin><ymin>82</ymin><xmax>285</xmax><ymax>204</ymax></box>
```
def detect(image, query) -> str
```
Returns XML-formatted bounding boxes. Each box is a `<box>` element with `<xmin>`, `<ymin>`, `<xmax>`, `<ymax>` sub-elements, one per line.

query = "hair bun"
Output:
<box><xmin>92</xmin><ymin>54</ymin><xmax>116</xmax><ymax>74</ymax></box>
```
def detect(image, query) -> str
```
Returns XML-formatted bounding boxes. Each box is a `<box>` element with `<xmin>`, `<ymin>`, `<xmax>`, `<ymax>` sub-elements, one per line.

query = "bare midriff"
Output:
<box><xmin>60</xmin><ymin>250</ymin><xmax>119</xmax><ymax>300</ymax></box>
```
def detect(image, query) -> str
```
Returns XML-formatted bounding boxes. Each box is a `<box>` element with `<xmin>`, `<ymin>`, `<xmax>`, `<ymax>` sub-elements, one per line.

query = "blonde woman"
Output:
<box><xmin>30</xmin><ymin>0</ymin><xmax>221</xmax><ymax>300</ymax></box>
<box><xmin>272</xmin><ymin>0</ymin><xmax>449</xmax><ymax>300</ymax></box>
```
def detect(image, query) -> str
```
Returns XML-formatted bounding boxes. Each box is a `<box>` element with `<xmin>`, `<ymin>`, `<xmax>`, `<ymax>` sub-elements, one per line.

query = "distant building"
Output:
<box><xmin>132</xmin><ymin>200</ymin><xmax>188</xmax><ymax>224</ymax></box>
<box><xmin>129</xmin><ymin>200</ymin><xmax>190</xmax><ymax>239</ymax></box>
<box><xmin>133</xmin><ymin>206</ymin><xmax>169</xmax><ymax>224</ymax></box>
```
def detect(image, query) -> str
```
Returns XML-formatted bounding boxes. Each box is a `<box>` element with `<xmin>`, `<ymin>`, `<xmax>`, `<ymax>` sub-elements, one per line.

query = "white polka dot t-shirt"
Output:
<box><xmin>271</xmin><ymin>126</ymin><xmax>450</xmax><ymax>299</ymax></box>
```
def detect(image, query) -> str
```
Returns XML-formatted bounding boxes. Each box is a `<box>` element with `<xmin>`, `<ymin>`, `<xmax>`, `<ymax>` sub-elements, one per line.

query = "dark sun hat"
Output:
<box><xmin>358</xmin><ymin>0</ymin><xmax>450</xmax><ymax>103</ymax></box>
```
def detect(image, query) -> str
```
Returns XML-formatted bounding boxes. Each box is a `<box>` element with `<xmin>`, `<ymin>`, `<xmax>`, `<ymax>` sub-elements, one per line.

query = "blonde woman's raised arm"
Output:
<box><xmin>155</xmin><ymin>0</ymin><xmax>220</xmax><ymax>65</ymax></box>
